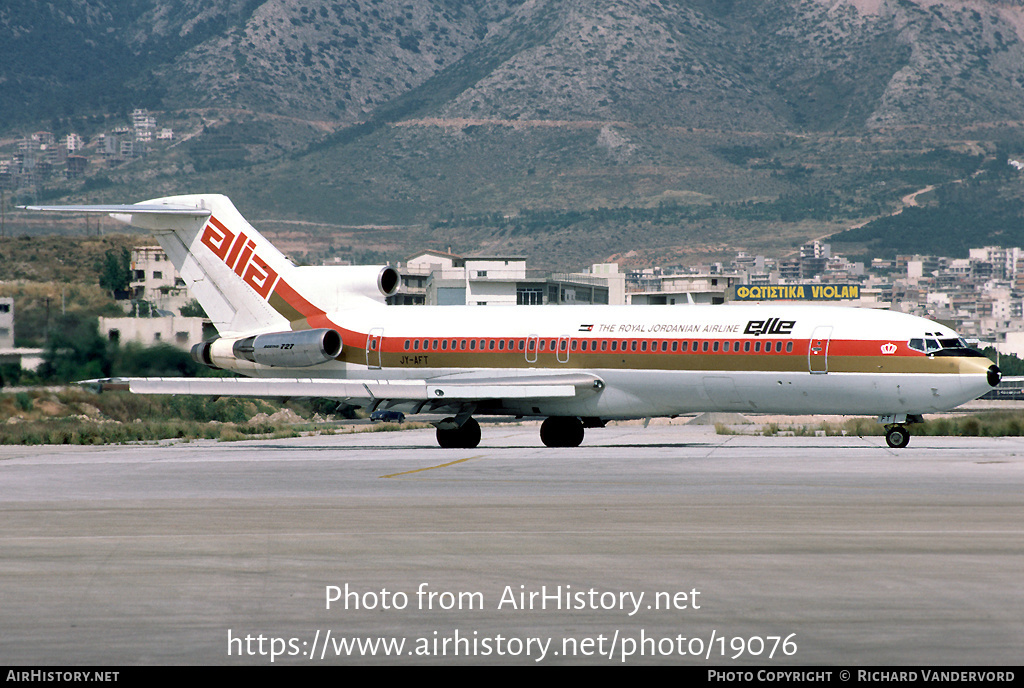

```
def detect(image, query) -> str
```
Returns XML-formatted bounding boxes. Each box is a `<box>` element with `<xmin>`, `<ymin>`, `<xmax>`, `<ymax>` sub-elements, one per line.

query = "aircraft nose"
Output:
<box><xmin>988</xmin><ymin>365</ymin><xmax>1002</xmax><ymax>387</ymax></box>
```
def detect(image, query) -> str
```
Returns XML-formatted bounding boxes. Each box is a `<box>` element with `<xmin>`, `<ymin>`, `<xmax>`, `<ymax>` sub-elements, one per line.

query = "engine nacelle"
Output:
<box><xmin>286</xmin><ymin>265</ymin><xmax>401</xmax><ymax>306</ymax></box>
<box><xmin>232</xmin><ymin>328</ymin><xmax>343</xmax><ymax>368</ymax></box>
<box><xmin>190</xmin><ymin>340</ymin><xmax>217</xmax><ymax>368</ymax></box>
<box><xmin>192</xmin><ymin>329</ymin><xmax>343</xmax><ymax>370</ymax></box>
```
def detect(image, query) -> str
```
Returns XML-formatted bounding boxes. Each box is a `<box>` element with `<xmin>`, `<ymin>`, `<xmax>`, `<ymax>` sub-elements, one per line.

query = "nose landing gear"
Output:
<box><xmin>878</xmin><ymin>414</ymin><xmax>922</xmax><ymax>449</ymax></box>
<box><xmin>884</xmin><ymin>424</ymin><xmax>911</xmax><ymax>449</ymax></box>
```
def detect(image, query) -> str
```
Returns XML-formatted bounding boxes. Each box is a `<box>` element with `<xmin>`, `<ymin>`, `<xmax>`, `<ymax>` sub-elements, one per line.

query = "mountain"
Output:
<box><xmin>77</xmin><ymin>0</ymin><xmax>1024</xmax><ymax>131</ymax></box>
<box><xmin>3</xmin><ymin>0</ymin><xmax>1024</xmax><ymax>268</ymax></box>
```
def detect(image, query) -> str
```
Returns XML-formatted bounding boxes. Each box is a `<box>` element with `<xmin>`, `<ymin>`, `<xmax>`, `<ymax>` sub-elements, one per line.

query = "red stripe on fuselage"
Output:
<box><xmin>259</xmin><ymin>271</ymin><xmax>927</xmax><ymax>365</ymax></box>
<box><xmin>271</xmin><ymin>278</ymin><xmax>322</xmax><ymax>319</ymax></box>
<box><xmin>378</xmin><ymin>336</ymin><xmax>922</xmax><ymax>357</ymax></box>
<box><xmin>270</xmin><ymin>278</ymin><xmax>357</xmax><ymax>343</ymax></box>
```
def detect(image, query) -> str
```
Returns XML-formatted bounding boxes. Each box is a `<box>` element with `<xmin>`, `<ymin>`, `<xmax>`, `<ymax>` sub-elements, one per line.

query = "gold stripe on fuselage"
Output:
<box><xmin>336</xmin><ymin>347</ymin><xmax>975</xmax><ymax>375</ymax></box>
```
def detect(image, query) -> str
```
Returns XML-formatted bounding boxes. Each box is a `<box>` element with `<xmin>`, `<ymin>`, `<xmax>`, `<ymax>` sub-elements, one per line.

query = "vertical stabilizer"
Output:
<box><xmin>24</xmin><ymin>194</ymin><xmax>399</xmax><ymax>337</ymax></box>
<box><xmin>115</xmin><ymin>194</ymin><xmax>294</xmax><ymax>335</ymax></box>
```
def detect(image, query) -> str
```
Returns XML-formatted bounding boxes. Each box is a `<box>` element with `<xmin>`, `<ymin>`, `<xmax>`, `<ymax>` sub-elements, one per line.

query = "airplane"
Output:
<box><xmin>25</xmin><ymin>194</ymin><xmax>1001</xmax><ymax>449</ymax></box>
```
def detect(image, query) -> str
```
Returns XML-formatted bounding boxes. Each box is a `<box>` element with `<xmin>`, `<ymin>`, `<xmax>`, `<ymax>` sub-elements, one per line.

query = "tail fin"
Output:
<box><xmin>29</xmin><ymin>194</ymin><xmax>303</xmax><ymax>334</ymax></box>
<box><xmin>25</xmin><ymin>194</ymin><xmax>399</xmax><ymax>336</ymax></box>
<box><xmin>116</xmin><ymin>194</ymin><xmax>296</xmax><ymax>335</ymax></box>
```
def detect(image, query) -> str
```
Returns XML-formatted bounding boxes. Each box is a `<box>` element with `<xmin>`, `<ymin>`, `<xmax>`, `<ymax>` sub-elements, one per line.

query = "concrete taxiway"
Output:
<box><xmin>1</xmin><ymin>422</ymin><xmax>1022</xmax><ymax>665</ymax></box>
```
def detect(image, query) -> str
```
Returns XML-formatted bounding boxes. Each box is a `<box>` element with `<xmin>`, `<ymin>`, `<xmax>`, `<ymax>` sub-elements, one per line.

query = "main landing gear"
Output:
<box><xmin>433</xmin><ymin>415</ymin><xmax>594</xmax><ymax>448</ymax></box>
<box><xmin>884</xmin><ymin>424</ymin><xmax>911</xmax><ymax>449</ymax></box>
<box><xmin>540</xmin><ymin>416</ymin><xmax>585</xmax><ymax>447</ymax></box>
<box><xmin>436</xmin><ymin>417</ymin><xmax>481</xmax><ymax>448</ymax></box>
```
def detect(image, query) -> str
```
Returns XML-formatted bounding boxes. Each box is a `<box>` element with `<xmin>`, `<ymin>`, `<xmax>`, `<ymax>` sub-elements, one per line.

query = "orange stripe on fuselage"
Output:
<box><xmin>268</xmin><ymin>278</ymin><xmax>359</xmax><ymax>345</ymax></box>
<box><xmin>378</xmin><ymin>336</ymin><xmax>922</xmax><ymax>358</ymax></box>
<box><xmin>258</xmin><ymin>273</ymin><xmax>929</xmax><ymax>367</ymax></box>
<box><xmin>367</xmin><ymin>334</ymin><xmax>951</xmax><ymax>374</ymax></box>
<box><xmin>271</xmin><ymin>279</ymin><xmax>321</xmax><ymax>319</ymax></box>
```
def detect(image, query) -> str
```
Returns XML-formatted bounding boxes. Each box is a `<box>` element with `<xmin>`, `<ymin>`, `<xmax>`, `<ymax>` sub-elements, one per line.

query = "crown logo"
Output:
<box><xmin>880</xmin><ymin>343</ymin><xmax>897</xmax><ymax>355</ymax></box>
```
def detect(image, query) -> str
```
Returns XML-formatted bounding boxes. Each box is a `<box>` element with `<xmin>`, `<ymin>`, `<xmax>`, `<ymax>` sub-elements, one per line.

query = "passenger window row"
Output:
<box><xmin>401</xmin><ymin>338</ymin><xmax>796</xmax><ymax>354</ymax></box>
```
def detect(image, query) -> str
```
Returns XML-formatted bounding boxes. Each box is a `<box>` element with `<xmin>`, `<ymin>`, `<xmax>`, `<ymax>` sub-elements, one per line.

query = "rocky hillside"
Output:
<box><xmin>158</xmin><ymin>0</ymin><xmax>1024</xmax><ymax>130</ymax></box>
<box><xmin>7</xmin><ymin>0</ymin><xmax>1023</xmax><ymax>130</ymax></box>
<box><xmin>4</xmin><ymin>0</ymin><xmax>1024</xmax><ymax>266</ymax></box>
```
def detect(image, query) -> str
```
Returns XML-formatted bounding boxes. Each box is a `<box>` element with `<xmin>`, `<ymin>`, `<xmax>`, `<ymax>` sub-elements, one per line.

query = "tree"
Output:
<box><xmin>38</xmin><ymin>314</ymin><xmax>112</xmax><ymax>382</ymax></box>
<box><xmin>114</xmin><ymin>342</ymin><xmax>198</xmax><ymax>377</ymax></box>
<box><xmin>179</xmin><ymin>299</ymin><xmax>208</xmax><ymax>318</ymax></box>
<box><xmin>99</xmin><ymin>247</ymin><xmax>131</xmax><ymax>295</ymax></box>
<box><xmin>981</xmin><ymin>348</ymin><xmax>1024</xmax><ymax>376</ymax></box>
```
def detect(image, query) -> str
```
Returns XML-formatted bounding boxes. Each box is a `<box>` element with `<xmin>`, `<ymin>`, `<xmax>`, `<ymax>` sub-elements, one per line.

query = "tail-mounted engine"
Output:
<box><xmin>287</xmin><ymin>264</ymin><xmax>401</xmax><ymax>306</ymax></box>
<box><xmin>192</xmin><ymin>328</ymin><xmax>343</xmax><ymax>369</ymax></box>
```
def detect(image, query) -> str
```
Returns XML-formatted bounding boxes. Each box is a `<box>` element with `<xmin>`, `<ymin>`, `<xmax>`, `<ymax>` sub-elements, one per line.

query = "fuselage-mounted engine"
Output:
<box><xmin>191</xmin><ymin>328</ymin><xmax>343</xmax><ymax>369</ymax></box>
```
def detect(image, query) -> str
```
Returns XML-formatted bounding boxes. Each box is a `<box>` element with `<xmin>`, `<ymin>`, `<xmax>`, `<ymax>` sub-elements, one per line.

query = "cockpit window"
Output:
<box><xmin>908</xmin><ymin>335</ymin><xmax>983</xmax><ymax>356</ymax></box>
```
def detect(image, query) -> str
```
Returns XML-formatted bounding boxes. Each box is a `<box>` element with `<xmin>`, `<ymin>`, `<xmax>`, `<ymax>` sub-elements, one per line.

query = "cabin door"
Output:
<box><xmin>526</xmin><ymin>335</ymin><xmax>539</xmax><ymax>364</ymax></box>
<box><xmin>556</xmin><ymin>335</ymin><xmax>570</xmax><ymax>363</ymax></box>
<box><xmin>808</xmin><ymin>326</ymin><xmax>832</xmax><ymax>374</ymax></box>
<box><xmin>367</xmin><ymin>328</ymin><xmax>384</xmax><ymax>369</ymax></box>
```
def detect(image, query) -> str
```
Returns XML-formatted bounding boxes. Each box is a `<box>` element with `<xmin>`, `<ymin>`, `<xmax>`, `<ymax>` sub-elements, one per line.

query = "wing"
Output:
<box><xmin>84</xmin><ymin>372</ymin><xmax>604</xmax><ymax>404</ymax></box>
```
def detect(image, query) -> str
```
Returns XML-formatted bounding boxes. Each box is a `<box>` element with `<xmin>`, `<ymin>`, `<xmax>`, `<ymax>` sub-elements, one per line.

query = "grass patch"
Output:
<box><xmin>0</xmin><ymin>388</ymin><xmax>433</xmax><ymax>445</ymax></box>
<box><xmin>721</xmin><ymin>412</ymin><xmax>1024</xmax><ymax>438</ymax></box>
<box><xmin>0</xmin><ymin>417</ymin><xmax>227</xmax><ymax>445</ymax></box>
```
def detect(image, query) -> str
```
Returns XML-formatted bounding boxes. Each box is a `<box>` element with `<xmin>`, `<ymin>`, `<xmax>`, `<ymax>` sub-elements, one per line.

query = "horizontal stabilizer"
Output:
<box><xmin>22</xmin><ymin>204</ymin><xmax>212</xmax><ymax>217</ymax></box>
<box><xmin>27</xmin><ymin>195</ymin><xmax>294</xmax><ymax>334</ymax></box>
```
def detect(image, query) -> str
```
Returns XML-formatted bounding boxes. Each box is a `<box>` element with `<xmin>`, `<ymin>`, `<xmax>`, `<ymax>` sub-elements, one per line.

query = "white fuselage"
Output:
<box><xmin>221</xmin><ymin>302</ymin><xmax>995</xmax><ymax>419</ymax></box>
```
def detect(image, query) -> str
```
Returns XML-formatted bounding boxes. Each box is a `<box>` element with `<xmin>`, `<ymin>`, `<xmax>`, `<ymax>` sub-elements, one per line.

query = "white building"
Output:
<box><xmin>0</xmin><ymin>297</ymin><xmax>12</xmax><ymax>348</ymax></box>
<box><xmin>969</xmin><ymin>246</ymin><xmax>1022</xmax><ymax>281</ymax></box>
<box><xmin>0</xmin><ymin>298</ymin><xmax>44</xmax><ymax>371</ymax></box>
<box><xmin>463</xmin><ymin>256</ymin><xmax>528</xmax><ymax>306</ymax></box>
<box><xmin>628</xmin><ymin>273</ymin><xmax>740</xmax><ymax>305</ymax></box>
<box><xmin>98</xmin><ymin>315</ymin><xmax>206</xmax><ymax>350</ymax></box>
<box><xmin>129</xmin><ymin>246</ymin><xmax>191</xmax><ymax>314</ymax></box>
<box><xmin>397</xmin><ymin>250</ymin><xmax>624</xmax><ymax>306</ymax></box>
<box><xmin>64</xmin><ymin>133</ymin><xmax>84</xmax><ymax>153</ymax></box>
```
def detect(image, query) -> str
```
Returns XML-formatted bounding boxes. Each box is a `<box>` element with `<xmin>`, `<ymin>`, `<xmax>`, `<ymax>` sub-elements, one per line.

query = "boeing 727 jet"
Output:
<box><xmin>26</xmin><ymin>194</ymin><xmax>1000</xmax><ymax>448</ymax></box>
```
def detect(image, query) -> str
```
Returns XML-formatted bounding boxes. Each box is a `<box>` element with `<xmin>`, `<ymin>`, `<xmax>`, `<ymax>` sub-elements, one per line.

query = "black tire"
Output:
<box><xmin>458</xmin><ymin>417</ymin><xmax>481</xmax><ymax>448</ymax></box>
<box><xmin>436</xmin><ymin>428</ymin><xmax>457</xmax><ymax>448</ymax></box>
<box><xmin>436</xmin><ymin>417</ymin><xmax>481</xmax><ymax>449</ymax></box>
<box><xmin>540</xmin><ymin>416</ymin><xmax>585</xmax><ymax>447</ymax></box>
<box><xmin>885</xmin><ymin>426</ymin><xmax>910</xmax><ymax>449</ymax></box>
<box><xmin>436</xmin><ymin>417</ymin><xmax>459</xmax><ymax>448</ymax></box>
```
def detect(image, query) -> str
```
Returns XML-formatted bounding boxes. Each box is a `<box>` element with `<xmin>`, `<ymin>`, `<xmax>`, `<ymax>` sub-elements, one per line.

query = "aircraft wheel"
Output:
<box><xmin>885</xmin><ymin>425</ymin><xmax>910</xmax><ymax>449</ymax></box>
<box><xmin>540</xmin><ymin>416</ymin><xmax>585</xmax><ymax>447</ymax></box>
<box><xmin>458</xmin><ymin>417</ymin><xmax>481</xmax><ymax>448</ymax></box>
<box><xmin>436</xmin><ymin>423</ymin><xmax>458</xmax><ymax>448</ymax></box>
<box><xmin>436</xmin><ymin>417</ymin><xmax>481</xmax><ymax>449</ymax></box>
